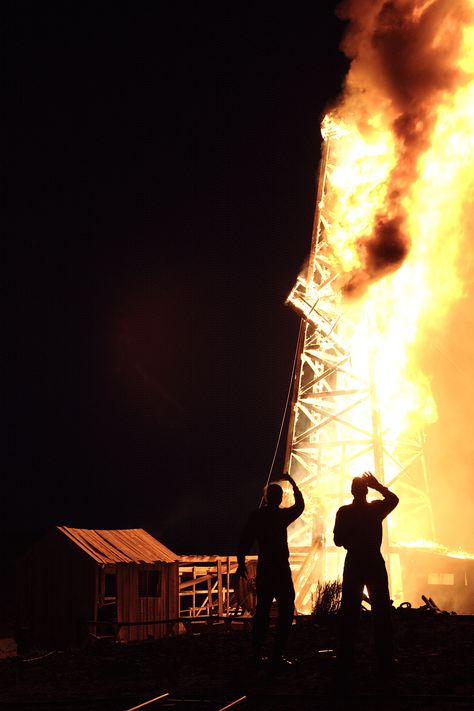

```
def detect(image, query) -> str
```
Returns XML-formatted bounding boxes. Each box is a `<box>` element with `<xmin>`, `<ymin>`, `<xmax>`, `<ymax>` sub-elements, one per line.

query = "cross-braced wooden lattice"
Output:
<box><xmin>284</xmin><ymin>136</ymin><xmax>435</xmax><ymax>612</ymax></box>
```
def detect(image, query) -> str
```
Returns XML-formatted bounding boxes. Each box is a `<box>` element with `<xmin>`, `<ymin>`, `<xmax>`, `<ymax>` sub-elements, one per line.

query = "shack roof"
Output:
<box><xmin>58</xmin><ymin>526</ymin><xmax>178</xmax><ymax>565</ymax></box>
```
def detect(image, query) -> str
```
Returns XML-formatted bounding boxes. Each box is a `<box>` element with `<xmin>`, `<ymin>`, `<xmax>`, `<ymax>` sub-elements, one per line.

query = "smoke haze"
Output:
<box><xmin>423</xmin><ymin>198</ymin><xmax>474</xmax><ymax>551</ymax></box>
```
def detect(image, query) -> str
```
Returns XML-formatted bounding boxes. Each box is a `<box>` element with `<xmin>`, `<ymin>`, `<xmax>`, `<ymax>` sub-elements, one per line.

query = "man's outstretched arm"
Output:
<box><xmin>282</xmin><ymin>472</ymin><xmax>305</xmax><ymax>524</ymax></box>
<box><xmin>363</xmin><ymin>471</ymin><xmax>399</xmax><ymax>513</ymax></box>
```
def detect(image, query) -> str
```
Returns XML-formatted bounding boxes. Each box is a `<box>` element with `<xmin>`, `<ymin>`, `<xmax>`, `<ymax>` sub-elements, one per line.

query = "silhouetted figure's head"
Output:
<box><xmin>265</xmin><ymin>483</ymin><xmax>283</xmax><ymax>507</ymax></box>
<box><xmin>351</xmin><ymin>476</ymin><xmax>368</xmax><ymax>501</ymax></box>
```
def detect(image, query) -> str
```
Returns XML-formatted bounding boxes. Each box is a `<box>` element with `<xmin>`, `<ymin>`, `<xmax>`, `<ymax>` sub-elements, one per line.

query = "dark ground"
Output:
<box><xmin>0</xmin><ymin>612</ymin><xmax>472</xmax><ymax>710</ymax></box>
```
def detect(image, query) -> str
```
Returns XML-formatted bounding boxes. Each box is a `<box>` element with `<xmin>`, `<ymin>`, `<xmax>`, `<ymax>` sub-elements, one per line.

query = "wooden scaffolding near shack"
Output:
<box><xmin>178</xmin><ymin>555</ymin><xmax>257</xmax><ymax>620</ymax></box>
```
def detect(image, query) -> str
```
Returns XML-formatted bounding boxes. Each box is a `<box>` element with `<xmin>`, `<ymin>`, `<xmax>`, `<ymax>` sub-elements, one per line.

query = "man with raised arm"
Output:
<box><xmin>237</xmin><ymin>472</ymin><xmax>304</xmax><ymax>671</ymax></box>
<box><xmin>334</xmin><ymin>471</ymin><xmax>399</xmax><ymax>681</ymax></box>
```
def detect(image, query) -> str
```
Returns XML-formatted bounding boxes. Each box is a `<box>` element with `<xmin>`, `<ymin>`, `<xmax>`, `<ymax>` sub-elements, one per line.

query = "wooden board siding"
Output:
<box><xmin>17</xmin><ymin>529</ymin><xmax>97</xmax><ymax>649</ymax></box>
<box><xmin>117</xmin><ymin>562</ymin><xmax>179</xmax><ymax>641</ymax></box>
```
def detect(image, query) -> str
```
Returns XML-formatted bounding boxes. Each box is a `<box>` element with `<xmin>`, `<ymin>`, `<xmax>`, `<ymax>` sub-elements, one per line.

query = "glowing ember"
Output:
<box><xmin>397</xmin><ymin>539</ymin><xmax>447</xmax><ymax>552</ymax></box>
<box><xmin>285</xmin><ymin>0</ymin><xmax>474</xmax><ymax>611</ymax></box>
<box><xmin>398</xmin><ymin>539</ymin><xmax>474</xmax><ymax>560</ymax></box>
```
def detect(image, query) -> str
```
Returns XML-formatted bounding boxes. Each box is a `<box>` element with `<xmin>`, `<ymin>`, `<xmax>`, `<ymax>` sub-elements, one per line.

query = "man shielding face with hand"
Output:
<box><xmin>334</xmin><ymin>471</ymin><xmax>399</xmax><ymax>680</ymax></box>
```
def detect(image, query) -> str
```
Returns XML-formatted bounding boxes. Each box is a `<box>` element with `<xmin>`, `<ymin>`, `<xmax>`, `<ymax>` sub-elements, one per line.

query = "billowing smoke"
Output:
<box><xmin>335</xmin><ymin>0</ymin><xmax>474</xmax><ymax>296</ymax></box>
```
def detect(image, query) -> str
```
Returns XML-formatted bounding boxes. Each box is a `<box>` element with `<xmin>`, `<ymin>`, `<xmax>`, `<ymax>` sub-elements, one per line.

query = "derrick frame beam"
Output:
<box><xmin>284</xmin><ymin>133</ymin><xmax>436</xmax><ymax>612</ymax></box>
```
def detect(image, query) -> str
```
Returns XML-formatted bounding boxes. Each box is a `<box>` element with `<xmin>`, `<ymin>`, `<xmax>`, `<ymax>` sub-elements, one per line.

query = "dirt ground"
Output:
<box><xmin>0</xmin><ymin>611</ymin><xmax>472</xmax><ymax>710</ymax></box>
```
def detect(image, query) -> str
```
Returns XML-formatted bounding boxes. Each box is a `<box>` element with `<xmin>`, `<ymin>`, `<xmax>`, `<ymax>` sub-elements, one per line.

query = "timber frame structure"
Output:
<box><xmin>178</xmin><ymin>555</ymin><xmax>257</xmax><ymax>619</ymax></box>
<box><xmin>284</xmin><ymin>130</ymin><xmax>436</xmax><ymax>612</ymax></box>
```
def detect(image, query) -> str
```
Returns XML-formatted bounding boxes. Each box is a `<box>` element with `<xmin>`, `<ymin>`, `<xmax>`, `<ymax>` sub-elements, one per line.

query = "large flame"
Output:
<box><xmin>319</xmin><ymin>0</ymin><xmax>474</xmax><ymax>451</ymax></box>
<box><xmin>286</xmin><ymin>0</ymin><xmax>474</xmax><ymax>610</ymax></box>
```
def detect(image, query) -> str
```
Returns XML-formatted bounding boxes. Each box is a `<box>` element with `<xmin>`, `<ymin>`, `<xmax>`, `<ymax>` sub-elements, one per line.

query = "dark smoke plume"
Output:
<box><xmin>335</xmin><ymin>0</ymin><xmax>474</xmax><ymax>296</ymax></box>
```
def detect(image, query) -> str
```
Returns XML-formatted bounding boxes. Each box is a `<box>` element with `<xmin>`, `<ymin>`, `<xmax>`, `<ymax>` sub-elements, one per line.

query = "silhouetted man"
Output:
<box><xmin>334</xmin><ymin>471</ymin><xmax>399</xmax><ymax>679</ymax></box>
<box><xmin>237</xmin><ymin>472</ymin><xmax>304</xmax><ymax>671</ymax></box>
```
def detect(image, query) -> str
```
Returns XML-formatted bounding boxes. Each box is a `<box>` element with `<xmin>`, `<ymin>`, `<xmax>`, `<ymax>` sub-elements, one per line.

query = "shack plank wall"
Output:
<box><xmin>17</xmin><ymin>529</ymin><xmax>97</xmax><ymax>649</ymax></box>
<box><xmin>117</xmin><ymin>562</ymin><xmax>178</xmax><ymax>641</ymax></box>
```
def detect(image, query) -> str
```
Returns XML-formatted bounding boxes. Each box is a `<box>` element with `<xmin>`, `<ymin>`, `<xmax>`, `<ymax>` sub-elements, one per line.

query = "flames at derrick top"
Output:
<box><xmin>289</xmin><ymin>0</ymin><xmax>474</xmax><ymax>438</ymax></box>
<box><xmin>324</xmin><ymin>0</ymin><xmax>474</xmax><ymax>296</ymax></box>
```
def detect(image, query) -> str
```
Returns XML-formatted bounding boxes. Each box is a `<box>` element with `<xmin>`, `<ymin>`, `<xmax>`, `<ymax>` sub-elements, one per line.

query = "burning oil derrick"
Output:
<box><xmin>283</xmin><ymin>0</ymin><xmax>474</xmax><ymax>613</ymax></box>
<box><xmin>285</xmin><ymin>125</ymin><xmax>435</xmax><ymax>611</ymax></box>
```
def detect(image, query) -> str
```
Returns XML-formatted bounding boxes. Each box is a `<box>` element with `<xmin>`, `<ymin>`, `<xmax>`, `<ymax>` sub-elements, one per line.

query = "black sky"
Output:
<box><xmin>4</xmin><ymin>2</ymin><xmax>350</xmax><ymax>555</ymax></box>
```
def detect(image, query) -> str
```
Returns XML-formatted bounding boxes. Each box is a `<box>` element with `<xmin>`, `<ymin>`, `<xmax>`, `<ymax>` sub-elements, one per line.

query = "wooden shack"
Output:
<box><xmin>17</xmin><ymin>526</ymin><xmax>179</xmax><ymax>649</ymax></box>
<box><xmin>398</xmin><ymin>547</ymin><xmax>474</xmax><ymax>614</ymax></box>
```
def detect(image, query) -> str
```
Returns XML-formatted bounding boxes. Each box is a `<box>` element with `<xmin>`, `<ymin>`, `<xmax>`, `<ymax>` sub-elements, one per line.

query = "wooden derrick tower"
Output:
<box><xmin>284</xmin><ymin>127</ymin><xmax>436</xmax><ymax>612</ymax></box>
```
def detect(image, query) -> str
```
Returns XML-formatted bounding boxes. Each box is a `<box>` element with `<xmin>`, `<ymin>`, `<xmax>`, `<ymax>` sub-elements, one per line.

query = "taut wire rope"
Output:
<box><xmin>259</xmin><ymin>318</ymin><xmax>304</xmax><ymax>508</ymax></box>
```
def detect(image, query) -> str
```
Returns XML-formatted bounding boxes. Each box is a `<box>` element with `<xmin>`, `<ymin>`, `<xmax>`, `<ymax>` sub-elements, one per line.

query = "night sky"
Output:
<box><xmin>4</xmin><ymin>2</ymin><xmax>349</xmax><ymax>556</ymax></box>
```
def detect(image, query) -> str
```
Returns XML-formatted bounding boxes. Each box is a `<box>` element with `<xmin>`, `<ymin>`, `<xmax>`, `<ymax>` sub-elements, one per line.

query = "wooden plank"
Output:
<box><xmin>226</xmin><ymin>556</ymin><xmax>231</xmax><ymax>615</ymax></box>
<box><xmin>217</xmin><ymin>559</ymin><xmax>223</xmax><ymax>616</ymax></box>
<box><xmin>179</xmin><ymin>574</ymin><xmax>213</xmax><ymax>590</ymax></box>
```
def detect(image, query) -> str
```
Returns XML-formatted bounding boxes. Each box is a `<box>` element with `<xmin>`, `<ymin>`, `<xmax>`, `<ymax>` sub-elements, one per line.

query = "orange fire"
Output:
<box><xmin>323</xmin><ymin>0</ymin><xmax>474</xmax><ymax>434</ymax></box>
<box><xmin>285</xmin><ymin>0</ymin><xmax>474</xmax><ymax>610</ymax></box>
